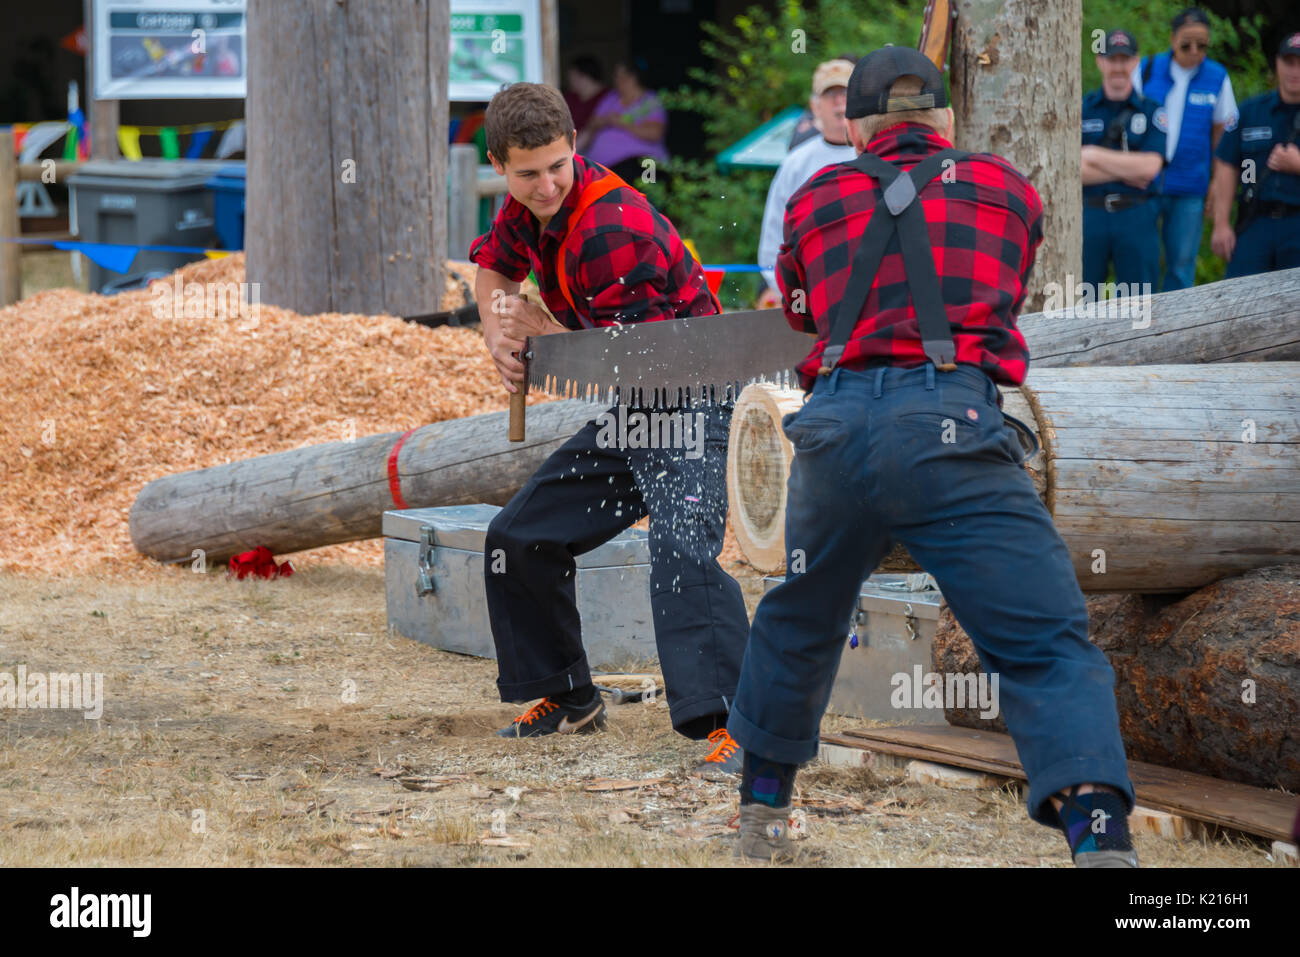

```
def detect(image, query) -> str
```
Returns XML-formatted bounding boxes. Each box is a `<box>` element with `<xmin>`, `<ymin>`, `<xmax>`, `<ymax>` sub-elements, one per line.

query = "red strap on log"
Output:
<box><xmin>387</xmin><ymin>428</ymin><xmax>417</xmax><ymax>510</ymax></box>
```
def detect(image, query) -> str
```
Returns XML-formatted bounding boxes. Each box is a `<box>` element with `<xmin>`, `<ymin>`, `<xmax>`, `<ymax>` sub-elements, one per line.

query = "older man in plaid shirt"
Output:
<box><xmin>727</xmin><ymin>48</ymin><xmax>1138</xmax><ymax>867</ymax></box>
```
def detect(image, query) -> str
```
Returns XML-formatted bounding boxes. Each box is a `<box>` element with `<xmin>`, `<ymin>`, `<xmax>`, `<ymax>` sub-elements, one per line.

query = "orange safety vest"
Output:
<box><xmin>554</xmin><ymin>167</ymin><xmax>720</xmax><ymax>327</ymax></box>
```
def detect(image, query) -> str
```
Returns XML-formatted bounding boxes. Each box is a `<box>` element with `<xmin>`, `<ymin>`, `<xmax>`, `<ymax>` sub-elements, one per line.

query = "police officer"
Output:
<box><xmin>1210</xmin><ymin>32</ymin><xmax>1300</xmax><ymax>277</ymax></box>
<box><xmin>1082</xmin><ymin>30</ymin><xmax>1169</xmax><ymax>290</ymax></box>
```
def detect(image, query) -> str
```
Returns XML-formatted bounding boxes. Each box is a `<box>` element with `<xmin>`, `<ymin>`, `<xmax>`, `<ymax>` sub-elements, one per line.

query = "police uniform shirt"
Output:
<box><xmin>1214</xmin><ymin>90</ymin><xmax>1300</xmax><ymax>206</ymax></box>
<box><xmin>1081</xmin><ymin>89</ymin><xmax>1170</xmax><ymax>197</ymax></box>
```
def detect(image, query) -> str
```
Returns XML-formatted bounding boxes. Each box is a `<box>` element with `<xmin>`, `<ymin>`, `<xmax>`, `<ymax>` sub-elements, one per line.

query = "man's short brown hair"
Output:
<box><xmin>850</xmin><ymin>76</ymin><xmax>949</xmax><ymax>143</ymax></box>
<box><xmin>484</xmin><ymin>83</ymin><xmax>575</xmax><ymax>164</ymax></box>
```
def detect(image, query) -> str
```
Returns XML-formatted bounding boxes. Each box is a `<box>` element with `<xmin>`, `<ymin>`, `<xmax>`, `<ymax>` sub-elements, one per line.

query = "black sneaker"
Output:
<box><xmin>495</xmin><ymin>695</ymin><xmax>607</xmax><ymax>738</ymax></box>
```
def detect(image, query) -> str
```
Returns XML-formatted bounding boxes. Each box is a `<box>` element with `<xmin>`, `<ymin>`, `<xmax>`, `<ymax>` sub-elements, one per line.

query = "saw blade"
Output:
<box><xmin>523</xmin><ymin>308</ymin><xmax>812</xmax><ymax>406</ymax></box>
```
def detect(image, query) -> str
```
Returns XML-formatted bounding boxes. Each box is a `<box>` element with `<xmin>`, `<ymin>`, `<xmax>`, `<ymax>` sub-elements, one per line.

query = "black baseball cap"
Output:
<box><xmin>1280</xmin><ymin>31</ymin><xmax>1300</xmax><ymax>57</ymax></box>
<box><xmin>845</xmin><ymin>46</ymin><xmax>947</xmax><ymax>119</ymax></box>
<box><xmin>1102</xmin><ymin>29</ymin><xmax>1139</xmax><ymax>57</ymax></box>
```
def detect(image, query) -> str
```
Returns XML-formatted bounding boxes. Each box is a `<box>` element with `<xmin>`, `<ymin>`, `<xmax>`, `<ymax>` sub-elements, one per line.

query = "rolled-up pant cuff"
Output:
<box><xmin>671</xmin><ymin>693</ymin><xmax>733</xmax><ymax>740</ymax></box>
<box><xmin>1025</xmin><ymin>756</ymin><xmax>1136</xmax><ymax>828</ymax></box>
<box><xmin>496</xmin><ymin>654</ymin><xmax>592</xmax><ymax>703</ymax></box>
<box><xmin>726</xmin><ymin>704</ymin><xmax>817</xmax><ymax>766</ymax></box>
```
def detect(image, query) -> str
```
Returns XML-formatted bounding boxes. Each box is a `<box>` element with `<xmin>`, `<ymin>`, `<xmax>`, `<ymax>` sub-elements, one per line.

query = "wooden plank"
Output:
<box><xmin>17</xmin><ymin>161</ymin><xmax>83</xmax><ymax>181</ymax></box>
<box><xmin>0</xmin><ymin>129</ymin><xmax>20</xmax><ymax>306</ymax></box>
<box><xmin>824</xmin><ymin>725</ymin><xmax>1298</xmax><ymax>841</ymax></box>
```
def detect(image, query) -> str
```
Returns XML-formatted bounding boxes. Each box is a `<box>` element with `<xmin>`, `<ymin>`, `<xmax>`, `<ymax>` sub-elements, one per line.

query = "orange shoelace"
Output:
<box><xmin>704</xmin><ymin>728</ymin><xmax>739</xmax><ymax>763</ymax></box>
<box><xmin>514</xmin><ymin>699</ymin><xmax>559</xmax><ymax>726</ymax></box>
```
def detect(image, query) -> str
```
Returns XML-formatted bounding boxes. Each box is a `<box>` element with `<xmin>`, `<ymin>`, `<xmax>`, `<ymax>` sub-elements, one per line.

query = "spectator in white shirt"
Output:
<box><xmin>758</xmin><ymin>58</ymin><xmax>857</xmax><ymax>299</ymax></box>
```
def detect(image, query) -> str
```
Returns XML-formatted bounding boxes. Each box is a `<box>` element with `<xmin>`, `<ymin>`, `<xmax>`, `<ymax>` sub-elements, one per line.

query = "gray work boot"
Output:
<box><xmin>1074</xmin><ymin>849</ymin><xmax>1139</xmax><ymax>868</ymax></box>
<box><xmin>734</xmin><ymin>803</ymin><xmax>793</xmax><ymax>863</ymax></box>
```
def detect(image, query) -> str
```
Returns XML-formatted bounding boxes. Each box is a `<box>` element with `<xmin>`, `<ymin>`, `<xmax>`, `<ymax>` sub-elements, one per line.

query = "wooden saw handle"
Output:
<box><xmin>919</xmin><ymin>0</ymin><xmax>955</xmax><ymax>71</ymax></box>
<box><xmin>508</xmin><ymin>390</ymin><xmax>526</xmax><ymax>442</ymax></box>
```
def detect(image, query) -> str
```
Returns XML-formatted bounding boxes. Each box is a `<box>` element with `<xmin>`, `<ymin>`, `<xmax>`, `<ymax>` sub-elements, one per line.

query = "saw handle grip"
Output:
<box><xmin>509</xmin><ymin>391</ymin><xmax>526</xmax><ymax>442</ymax></box>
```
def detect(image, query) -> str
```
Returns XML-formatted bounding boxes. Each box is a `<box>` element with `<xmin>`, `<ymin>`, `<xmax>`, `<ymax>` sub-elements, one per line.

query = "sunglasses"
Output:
<box><xmin>1178</xmin><ymin>40</ymin><xmax>1209</xmax><ymax>52</ymax></box>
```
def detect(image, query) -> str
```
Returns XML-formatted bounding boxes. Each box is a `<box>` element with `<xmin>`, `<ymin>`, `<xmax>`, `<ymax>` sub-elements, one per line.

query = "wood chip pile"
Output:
<box><xmin>1</xmin><ymin>254</ymin><xmax>746</xmax><ymax>576</ymax></box>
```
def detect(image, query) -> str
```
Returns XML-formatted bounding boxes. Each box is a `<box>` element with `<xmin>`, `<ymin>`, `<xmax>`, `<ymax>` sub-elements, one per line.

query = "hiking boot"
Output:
<box><xmin>495</xmin><ymin>695</ymin><xmax>607</xmax><ymax>738</ymax></box>
<box><xmin>734</xmin><ymin>802</ymin><xmax>794</xmax><ymax>863</ymax></box>
<box><xmin>694</xmin><ymin>728</ymin><xmax>743</xmax><ymax>780</ymax></box>
<box><xmin>1074</xmin><ymin>849</ymin><xmax>1139</xmax><ymax>868</ymax></box>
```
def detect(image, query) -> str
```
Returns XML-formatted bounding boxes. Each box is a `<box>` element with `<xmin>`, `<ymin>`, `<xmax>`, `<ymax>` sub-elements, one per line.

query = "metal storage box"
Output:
<box><xmin>67</xmin><ymin>158</ymin><xmax>223</xmax><ymax>292</ymax></box>
<box><xmin>384</xmin><ymin>504</ymin><xmax>657</xmax><ymax>668</ymax></box>
<box><xmin>763</xmin><ymin>573</ymin><xmax>946</xmax><ymax>723</ymax></box>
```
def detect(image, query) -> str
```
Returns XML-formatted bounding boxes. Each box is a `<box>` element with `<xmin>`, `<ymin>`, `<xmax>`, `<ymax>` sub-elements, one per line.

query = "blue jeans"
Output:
<box><xmin>727</xmin><ymin>364</ymin><xmax>1135</xmax><ymax>827</ymax></box>
<box><xmin>1227</xmin><ymin>212</ymin><xmax>1300</xmax><ymax>278</ymax></box>
<box><xmin>1082</xmin><ymin>200</ymin><xmax>1160</xmax><ymax>290</ymax></box>
<box><xmin>1155</xmin><ymin>193</ymin><xmax>1204</xmax><ymax>292</ymax></box>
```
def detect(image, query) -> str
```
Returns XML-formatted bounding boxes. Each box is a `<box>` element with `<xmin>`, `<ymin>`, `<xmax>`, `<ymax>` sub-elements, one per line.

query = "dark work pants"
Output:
<box><xmin>484</xmin><ymin>403</ymin><xmax>748</xmax><ymax>739</ymax></box>
<box><xmin>1226</xmin><ymin>212</ymin><xmax>1300</xmax><ymax>278</ymax></box>
<box><xmin>727</xmin><ymin>365</ymin><xmax>1135</xmax><ymax>827</ymax></box>
<box><xmin>1082</xmin><ymin>200</ymin><xmax>1160</xmax><ymax>289</ymax></box>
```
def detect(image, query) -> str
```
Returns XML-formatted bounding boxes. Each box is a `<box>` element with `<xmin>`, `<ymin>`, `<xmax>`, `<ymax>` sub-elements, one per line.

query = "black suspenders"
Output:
<box><xmin>818</xmin><ymin>147</ymin><xmax>971</xmax><ymax>376</ymax></box>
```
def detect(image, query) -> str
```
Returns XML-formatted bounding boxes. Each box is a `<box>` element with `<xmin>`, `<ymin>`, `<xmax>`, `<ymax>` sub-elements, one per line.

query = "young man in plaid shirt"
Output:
<box><xmin>726</xmin><ymin>48</ymin><xmax>1138</xmax><ymax>866</ymax></box>
<box><xmin>468</xmin><ymin>83</ymin><xmax>747</xmax><ymax>775</ymax></box>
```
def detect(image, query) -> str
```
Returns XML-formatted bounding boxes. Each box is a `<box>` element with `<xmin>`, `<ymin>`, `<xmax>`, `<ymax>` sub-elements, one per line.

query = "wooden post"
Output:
<box><xmin>0</xmin><ymin>129</ymin><xmax>21</xmax><ymax>306</ymax></box>
<box><xmin>245</xmin><ymin>0</ymin><xmax>449</xmax><ymax>317</ymax></box>
<box><xmin>540</xmin><ymin>0</ymin><xmax>560</xmax><ymax>88</ymax></box>
<box><xmin>448</xmin><ymin>143</ymin><xmax>480</xmax><ymax>261</ymax></box>
<box><xmin>951</xmin><ymin>0</ymin><xmax>1081</xmax><ymax>312</ymax></box>
<box><xmin>84</xmin><ymin>0</ymin><xmax>120</xmax><ymax>160</ymax></box>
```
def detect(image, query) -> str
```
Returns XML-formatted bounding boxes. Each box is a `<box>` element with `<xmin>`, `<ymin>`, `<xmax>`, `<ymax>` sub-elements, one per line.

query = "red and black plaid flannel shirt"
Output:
<box><xmin>469</xmin><ymin>153</ymin><xmax>717</xmax><ymax>329</ymax></box>
<box><xmin>777</xmin><ymin>123</ymin><xmax>1043</xmax><ymax>390</ymax></box>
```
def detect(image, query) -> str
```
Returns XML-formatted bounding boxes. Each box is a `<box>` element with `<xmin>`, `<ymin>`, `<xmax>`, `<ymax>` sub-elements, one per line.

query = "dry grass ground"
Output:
<box><xmin>0</xmin><ymin>562</ymin><xmax>1280</xmax><ymax>868</ymax></box>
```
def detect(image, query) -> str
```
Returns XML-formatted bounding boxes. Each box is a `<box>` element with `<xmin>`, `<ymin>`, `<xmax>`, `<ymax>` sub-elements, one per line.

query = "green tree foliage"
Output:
<box><xmin>652</xmin><ymin>0</ymin><xmax>913</xmax><ymax>306</ymax></box>
<box><xmin>656</xmin><ymin>0</ymin><xmax>1276</xmax><ymax>302</ymax></box>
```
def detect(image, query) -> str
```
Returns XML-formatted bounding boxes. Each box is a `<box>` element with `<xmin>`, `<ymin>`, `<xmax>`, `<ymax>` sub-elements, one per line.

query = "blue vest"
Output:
<box><xmin>1140</xmin><ymin>52</ymin><xmax>1227</xmax><ymax>195</ymax></box>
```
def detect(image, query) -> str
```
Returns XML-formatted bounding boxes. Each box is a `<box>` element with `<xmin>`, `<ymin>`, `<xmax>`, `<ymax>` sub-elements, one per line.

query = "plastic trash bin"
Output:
<box><xmin>67</xmin><ymin>158</ymin><xmax>224</xmax><ymax>293</ymax></box>
<box><xmin>206</xmin><ymin>161</ymin><xmax>246</xmax><ymax>251</ymax></box>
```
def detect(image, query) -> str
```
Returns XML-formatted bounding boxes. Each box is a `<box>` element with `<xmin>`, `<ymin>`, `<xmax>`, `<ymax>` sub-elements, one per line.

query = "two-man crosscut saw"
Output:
<box><xmin>507</xmin><ymin>0</ymin><xmax>956</xmax><ymax>440</ymax></box>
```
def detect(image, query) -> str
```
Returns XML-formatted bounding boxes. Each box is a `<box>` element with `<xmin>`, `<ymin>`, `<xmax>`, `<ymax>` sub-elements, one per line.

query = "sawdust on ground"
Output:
<box><xmin>1</xmin><ymin>255</ymin><xmax>753</xmax><ymax>576</ymax></box>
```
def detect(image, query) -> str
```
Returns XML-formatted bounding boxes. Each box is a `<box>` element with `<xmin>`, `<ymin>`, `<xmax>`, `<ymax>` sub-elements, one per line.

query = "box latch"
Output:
<box><xmin>415</xmin><ymin>524</ymin><xmax>436</xmax><ymax>596</ymax></box>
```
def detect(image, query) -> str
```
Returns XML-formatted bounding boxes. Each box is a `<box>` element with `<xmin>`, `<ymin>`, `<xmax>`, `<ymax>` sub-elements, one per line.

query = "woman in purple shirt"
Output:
<box><xmin>577</xmin><ymin>59</ymin><xmax>670</xmax><ymax>183</ymax></box>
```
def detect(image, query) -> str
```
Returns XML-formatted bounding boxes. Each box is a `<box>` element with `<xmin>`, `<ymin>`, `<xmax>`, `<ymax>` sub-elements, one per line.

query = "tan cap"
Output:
<box><xmin>812</xmin><ymin>59</ymin><xmax>854</xmax><ymax>96</ymax></box>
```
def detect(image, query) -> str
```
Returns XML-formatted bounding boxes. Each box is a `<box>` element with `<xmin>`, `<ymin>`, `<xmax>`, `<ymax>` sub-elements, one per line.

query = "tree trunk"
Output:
<box><xmin>728</xmin><ymin>364</ymin><xmax>1300</xmax><ymax>591</ymax></box>
<box><xmin>245</xmin><ymin>0</ymin><xmax>448</xmax><ymax>316</ymax></box>
<box><xmin>129</xmin><ymin>400</ymin><xmax>602</xmax><ymax>564</ymax></box>
<box><xmin>951</xmin><ymin>0</ymin><xmax>1081</xmax><ymax>312</ymax></box>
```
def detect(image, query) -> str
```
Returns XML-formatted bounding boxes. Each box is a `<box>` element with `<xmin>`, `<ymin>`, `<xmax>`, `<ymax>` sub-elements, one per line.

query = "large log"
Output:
<box><xmin>1019</xmin><ymin>266</ymin><xmax>1300</xmax><ymax>365</ymax></box>
<box><xmin>130</xmin><ymin>400</ymin><xmax>602</xmax><ymax>564</ymax></box>
<box><xmin>728</xmin><ymin>269</ymin><xmax>1300</xmax><ymax>573</ymax></box>
<box><xmin>933</xmin><ymin>565</ymin><xmax>1300</xmax><ymax>791</ymax></box>
<box><xmin>728</xmin><ymin>364</ymin><xmax>1300</xmax><ymax>590</ymax></box>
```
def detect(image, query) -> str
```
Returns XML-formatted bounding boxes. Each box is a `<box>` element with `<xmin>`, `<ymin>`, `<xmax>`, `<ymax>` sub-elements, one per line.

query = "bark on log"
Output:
<box><xmin>727</xmin><ymin>364</ymin><xmax>1300</xmax><ymax>589</ymax></box>
<box><xmin>130</xmin><ymin>400</ymin><xmax>602</xmax><ymax>563</ymax></box>
<box><xmin>933</xmin><ymin>565</ymin><xmax>1300</xmax><ymax>791</ymax></box>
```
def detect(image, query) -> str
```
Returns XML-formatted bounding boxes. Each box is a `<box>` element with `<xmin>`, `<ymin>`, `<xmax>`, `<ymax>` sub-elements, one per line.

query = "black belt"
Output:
<box><xmin>1085</xmin><ymin>192</ymin><xmax>1149</xmax><ymax>212</ymax></box>
<box><xmin>1255</xmin><ymin>201</ymin><xmax>1300</xmax><ymax>219</ymax></box>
